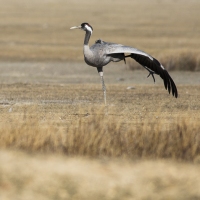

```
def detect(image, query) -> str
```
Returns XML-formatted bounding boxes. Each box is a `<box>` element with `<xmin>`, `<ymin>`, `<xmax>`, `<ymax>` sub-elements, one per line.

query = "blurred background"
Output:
<box><xmin>0</xmin><ymin>0</ymin><xmax>199</xmax><ymax>62</ymax></box>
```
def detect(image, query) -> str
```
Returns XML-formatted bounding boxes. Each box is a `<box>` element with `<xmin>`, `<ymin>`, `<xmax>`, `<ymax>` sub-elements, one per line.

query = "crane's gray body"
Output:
<box><xmin>84</xmin><ymin>39</ymin><xmax>153</xmax><ymax>68</ymax></box>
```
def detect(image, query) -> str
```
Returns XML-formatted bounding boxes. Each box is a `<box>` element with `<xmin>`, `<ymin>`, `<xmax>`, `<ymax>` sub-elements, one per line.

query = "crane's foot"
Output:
<box><xmin>147</xmin><ymin>71</ymin><xmax>156</xmax><ymax>83</ymax></box>
<box><xmin>142</xmin><ymin>65</ymin><xmax>156</xmax><ymax>83</ymax></box>
<box><xmin>123</xmin><ymin>57</ymin><xmax>126</xmax><ymax>64</ymax></box>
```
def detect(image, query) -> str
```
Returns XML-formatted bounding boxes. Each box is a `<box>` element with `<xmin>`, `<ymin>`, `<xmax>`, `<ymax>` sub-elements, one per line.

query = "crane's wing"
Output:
<box><xmin>105</xmin><ymin>43</ymin><xmax>178</xmax><ymax>98</ymax></box>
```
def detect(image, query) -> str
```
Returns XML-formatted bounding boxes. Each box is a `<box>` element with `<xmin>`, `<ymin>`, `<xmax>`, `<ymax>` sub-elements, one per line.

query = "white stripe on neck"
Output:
<box><xmin>85</xmin><ymin>25</ymin><xmax>93</xmax><ymax>34</ymax></box>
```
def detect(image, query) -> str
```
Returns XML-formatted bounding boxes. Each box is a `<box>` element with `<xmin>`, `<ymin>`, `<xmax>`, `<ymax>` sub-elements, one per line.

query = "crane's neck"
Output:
<box><xmin>83</xmin><ymin>31</ymin><xmax>94</xmax><ymax>66</ymax></box>
<box><xmin>84</xmin><ymin>30</ymin><xmax>91</xmax><ymax>45</ymax></box>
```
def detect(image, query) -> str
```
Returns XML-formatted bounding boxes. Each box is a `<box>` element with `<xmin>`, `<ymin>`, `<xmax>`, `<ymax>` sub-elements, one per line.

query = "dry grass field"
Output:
<box><xmin>0</xmin><ymin>0</ymin><xmax>200</xmax><ymax>199</ymax></box>
<box><xmin>0</xmin><ymin>63</ymin><xmax>200</xmax><ymax>199</ymax></box>
<box><xmin>0</xmin><ymin>0</ymin><xmax>200</xmax><ymax>62</ymax></box>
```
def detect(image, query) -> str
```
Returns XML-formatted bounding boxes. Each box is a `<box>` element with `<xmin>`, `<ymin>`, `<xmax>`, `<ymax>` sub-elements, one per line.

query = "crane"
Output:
<box><xmin>70</xmin><ymin>22</ymin><xmax>178</xmax><ymax>105</ymax></box>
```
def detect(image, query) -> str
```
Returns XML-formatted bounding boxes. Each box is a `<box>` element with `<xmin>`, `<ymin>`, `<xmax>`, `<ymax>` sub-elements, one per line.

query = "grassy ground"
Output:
<box><xmin>0</xmin><ymin>79</ymin><xmax>200</xmax><ymax>199</ymax></box>
<box><xmin>0</xmin><ymin>96</ymin><xmax>200</xmax><ymax>161</ymax></box>
<box><xmin>0</xmin><ymin>0</ymin><xmax>200</xmax><ymax>199</ymax></box>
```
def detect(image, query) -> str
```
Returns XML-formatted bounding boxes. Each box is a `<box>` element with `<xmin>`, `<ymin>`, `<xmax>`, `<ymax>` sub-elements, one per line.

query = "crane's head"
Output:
<box><xmin>70</xmin><ymin>22</ymin><xmax>93</xmax><ymax>34</ymax></box>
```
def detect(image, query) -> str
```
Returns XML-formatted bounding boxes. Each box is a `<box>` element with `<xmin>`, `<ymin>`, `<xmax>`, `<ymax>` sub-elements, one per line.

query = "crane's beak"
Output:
<box><xmin>70</xmin><ymin>26</ymin><xmax>81</xmax><ymax>30</ymax></box>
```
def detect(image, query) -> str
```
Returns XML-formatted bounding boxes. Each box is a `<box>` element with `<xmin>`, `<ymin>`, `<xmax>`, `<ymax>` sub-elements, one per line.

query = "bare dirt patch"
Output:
<box><xmin>0</xmin><ymin>62</ymin><xmax>200</xmax><ymax>124</ymax></box>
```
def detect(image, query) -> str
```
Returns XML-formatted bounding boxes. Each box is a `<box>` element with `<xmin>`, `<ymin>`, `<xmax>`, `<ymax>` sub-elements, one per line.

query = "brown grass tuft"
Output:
<box><xmin>160</xmin><ymin>52</ymin><xmax>200</xmax><ymax>71</ymax></box>
<box><xmin>0</xmin><ymin>109</ymin><xmax>200</xmax><ymax>162</ymax></box>
<box><xmin>128</xmin><ymin>52</ymin><xmax>200</xmax><ymax>71</ymax></box>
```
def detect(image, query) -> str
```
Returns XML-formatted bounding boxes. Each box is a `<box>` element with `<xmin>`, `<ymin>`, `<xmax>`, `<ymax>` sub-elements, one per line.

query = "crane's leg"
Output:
<box><xmin>97</xmin><ymin>67</ymin><xmax>106</xmax><ymax>105</ymax></box>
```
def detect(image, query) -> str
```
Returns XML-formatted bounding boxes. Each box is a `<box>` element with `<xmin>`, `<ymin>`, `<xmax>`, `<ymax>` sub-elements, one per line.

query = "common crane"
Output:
<box><xmin>70</xmin><ymin>22</ymin><xmax>178</xmax><ymax>105</ymax></box>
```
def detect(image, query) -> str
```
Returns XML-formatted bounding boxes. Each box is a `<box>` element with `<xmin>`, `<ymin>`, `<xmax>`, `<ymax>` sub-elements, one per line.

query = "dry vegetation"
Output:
<box><xmin>1</xmin><ymin>102</ymin><xmax>200</xmax><ymax>199</ymax></box>
<box><xmin>0</xmin><ymin>0</ymin><xmax>200</xmax><ymax>199</ymax></box>
<box><xmin>1</xmin><ymin>150</ymin><xmax>200</xmax><ymax>200</ymax></box>
<box><xmin>0</xmin><ymin>106</ymin><xmax>200</xmax><ymax>162</ymax></box>
<box><xmin>0</xmin><ymin>83</ymin><xmax>200</xmax><ymax>199</ymax></box>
